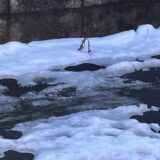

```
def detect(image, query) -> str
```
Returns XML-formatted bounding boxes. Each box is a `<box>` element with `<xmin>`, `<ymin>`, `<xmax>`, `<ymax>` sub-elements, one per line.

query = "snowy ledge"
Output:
<box><xmin>0</xmin><ymin>104</ymin><xmax>160</xmax><ymax>160</ymax></box>
<box><xmin>0</xmin><ymin>24</ymin><xmax>160</xmax><ymax>85</ymax></box>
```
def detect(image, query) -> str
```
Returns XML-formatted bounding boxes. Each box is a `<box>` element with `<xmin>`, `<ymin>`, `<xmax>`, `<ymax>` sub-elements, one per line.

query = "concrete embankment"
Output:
<box><xmin>0</xmin><ymin>0</ymin><xmax>160</xmax><ymax>43</ymax></box>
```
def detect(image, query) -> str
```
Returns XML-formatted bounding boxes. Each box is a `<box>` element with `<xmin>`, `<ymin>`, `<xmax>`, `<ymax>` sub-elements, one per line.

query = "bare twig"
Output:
<box><xmin>87</xmin><ymin>39</ymin><xmax>91</xmax><ymax>53</ymax></box>
<box><xmin>144</xmin><ymin>28</ymin><xmax>149</xmax><ymax>41</ymax></box>
<box><xmin>78</xmin><ymin>38</ymin><xmax>91</xmax><ymax>53</ymax></box>
<box><xmin>78</xmin><ymin>38</ymin><xmax>86</xmax><ymax>52</ymax></box>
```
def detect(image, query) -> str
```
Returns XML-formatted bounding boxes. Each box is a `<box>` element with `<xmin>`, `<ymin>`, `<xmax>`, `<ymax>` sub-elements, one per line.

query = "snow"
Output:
<box><xmin>1</xmin><ymin>24</ymin><xmax>160</xmax><ymax>159</ymax></box>
<box><xmin>1</xmin><ymin>24</ymin><xmax>160</xmax><ymax>87</ymax></box>
<box><xmin>0</xmin><ymin>104</ymin><xmax>160</xmax><ymax>160</ymax></box>
<box><xmin>106</xmin><ymin>59</ymin><xmax>160</xmax><ymax>76</ymax></box>
<box><xmin>136</xmin><ymin>24</ymin><xmax>155</xmax><ymax>35</ymax></box>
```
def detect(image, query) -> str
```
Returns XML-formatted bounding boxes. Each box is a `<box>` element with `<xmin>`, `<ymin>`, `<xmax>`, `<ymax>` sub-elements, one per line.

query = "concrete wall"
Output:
<box><xmin>0</xmin><ymin>0</ymin><xmax>160</xmax><ymax>43</ymax></box>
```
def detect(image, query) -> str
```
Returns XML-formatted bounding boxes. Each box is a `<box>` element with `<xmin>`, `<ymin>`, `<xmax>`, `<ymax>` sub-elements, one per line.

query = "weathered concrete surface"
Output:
<box><xmin>1</xmin><ymin>0</ymin><xmax>160</xmax><ymax>43</ymax></box>
<box><xmin>84</xmin><ymin>0</ymin><xmax>149</xmax><ymax>7</ymax></box>
<box><xmin>9</xmin><ymin>11</ymin><xmax>81</xmax><ymax>42</ymax></box>
<box><xmin>84</xmin><ymin>0</ymin><xmax>119</xmax><ymax>6</ymax></box>
<box><xmin>83</xmin><ymin>1</ymin><xmax>160</xmax><ymax>37</ymax></box>
<box><xmin>10</xmin><ymin>0</ymin><xmax>81</xmax><ymax>13</ymax></box>
<box><xmin>0</xmin><ymin>16</ymin><xmax>8</xmax><ymax>43</ymax></box>
<box><xmin>0</xmin><ymin>0</ymin><xmax>9</xmax><ymax>14</ymax></box>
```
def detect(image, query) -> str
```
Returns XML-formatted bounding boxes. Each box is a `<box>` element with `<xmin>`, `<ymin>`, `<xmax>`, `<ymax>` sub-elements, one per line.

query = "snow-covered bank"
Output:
<box><xmin>0</xmin><ymin>104</ymin><xmax>160</xmax><ymax>160</ymax></box>
<box><xmin>0</xmin><ymin>24</ymin><xmax>160</xmax><ymax>86</ymax></box>
<box><xmin>1</xmin><ymin>24</ymin><xmax>160</xmax><ymax>112</ymax></box>
<box><xmin>1</xmin><ymin>24</ymin><xmax>160</xmax><ymax>160</ymax></box>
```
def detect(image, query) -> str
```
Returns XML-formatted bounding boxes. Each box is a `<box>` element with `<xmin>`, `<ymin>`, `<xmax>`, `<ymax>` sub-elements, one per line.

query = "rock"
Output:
<box><xmin>0</xmin><ymin>0</ymin><xmax>9</xmax><ymax>43</ymax></box>
<box><xmin>10</xmin><ymin>0</ymin><xmax>81</xmax><ymax>13</ymax></box>
<box><xmin>118</xmin><ymin>87</ymin><xmax>160</xmax><ymax>107</ymax></box>
<box><xmin>135</xmin><ymin>58</ymin><xmax>144</xmax><ymax>62</ymax></box>
<box><xmin>151</xmin><ymin>54</ymin><xmax>160</xmax><ymax>59</ymax></box>
<box><xmin>65</xmin><ymin>63</ymin><xmax>106</xmax><ymax>72</ymax></box>
<box><xmin>0</xmin><ymin>78</ymin><xmax>49</xmax><ymax>97</ymax></box>
<box><xmin>121</xmin><ymin>68</ymin><xmax>160</xmax><ymax>83</ymax></box>
<box><xmin>0</xmin><ymin>0</ymin><xmax>9</xmax><ymax>14</ymax></box>
<box><xmin>0</xmin><ymin>130</ymin><xmax>22</xmax><ymax>140</ymax></box>
<box><xmin>0</xmin><ymin>79</ymin><xmax>18</xmax><ymax>89</ymax></box>
<box><xmin>131</xmin><ymin>110</ymin><xmax>160</xmax><ymax>125</ymax></box>
<box><xmin>0</xmin><ymin>150</ymin><xmax>34</xmax><ymax>160</ymax></box>
<box><xmin>7</xmin><ymin>83</ymin><xmax>49</xmax><ymax>97</ymax></box>
<box><xmin>1</xmin><ymin>0</ymin><xmax>160</xmax><ymax>43</ymax></box>
<box><xmin>0</xmin><ymin>18</ymin><xmax>8</xmax><ymax>43</ymax></box>
<box><xmin>58</xmin><ymin>87</ymin><xmax>76</xmax><ymax>97</ymax></box>
<box><xmin>84</xmin><ymin>0</ymin><xmax>118</xmax><ymax>7</ymax></box>
<box><xmin>34</xmin><ymin>77</ymin><xmax>58</xmax><ymax>84</ymax></box>
<box><xmin>9</xmin><ymin>10</ymin><xmax>81</xmax><ymax>42</ymax></box>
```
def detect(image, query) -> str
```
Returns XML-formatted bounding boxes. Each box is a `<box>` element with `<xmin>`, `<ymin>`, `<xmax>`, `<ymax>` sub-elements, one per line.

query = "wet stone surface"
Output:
<box><xmin>0</xmin><ymin>129</ymin><xmax>22</xmax><ymax>140</ymax></box>
<box><xmin>118</xmin><ymin>86</ymin><xmax>160</xmax><ymax>107</ymax></box>
<box><xmin>65</xmin><ymin>63</ymin><xmax>106</xmax><ymax>72</ymax></box>
<box><xmin>0</xmin><ymin>79</ymin><xmax>18</xmax><ymax>90</ymax></box>
<box><xmin>0</xmin><ymin>119</ymin><xmax>22</xmax><ymax>140</ymax></box>
<box><xmin>151</xmin><ymin>54</ymin><xmax>160</xmax><ymax>59</ymax></box>
<box><xmin>0</xmin><ymin>150</ymin><xmax>34</xmax><ymax>160</ymax></box>
<box><xmin>119</xmin><ymin>67</ymin><xmax>160</xmax><ymax>107</ymax></box>
<box><xmin>57</xmin><ymin>87</ymin><xmax>76</xmax><ymax>97</ymax></box>
<box><xmin>121</xmin><ymin>68</ymin><xmax>160</xmax><ymax>83</ymax></box>
<box><xmin>1</xmin><ymin>0</ymin><xmax>160</xmax><ymax>43</ymax></box>
<box><xmin>131</xmin><ymin>110</ymin><xmax>160</xmax><ymax>125</ymax></box>
<box><xmin>0</xmin><ymin>78</ymin><xmax>49</xmax><ymax>97</ymax></box>
<box><xmin>0</xmin><ymin>65</ymin><xmax>160</xmax><ymax>150</ymax></box>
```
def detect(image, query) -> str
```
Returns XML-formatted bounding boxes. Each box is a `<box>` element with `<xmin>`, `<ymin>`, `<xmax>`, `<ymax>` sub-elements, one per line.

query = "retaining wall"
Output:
<box><xmin>0</xmin><ymin>0</ymin><xmax>160</xmax><ymax>43</ymax></box>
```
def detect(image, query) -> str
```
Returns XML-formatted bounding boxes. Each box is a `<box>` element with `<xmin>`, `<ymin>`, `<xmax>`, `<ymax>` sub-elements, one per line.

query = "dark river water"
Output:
<box><xmin>1</xmin><ymin>68</ymin><xmax>160</xmax><ymax>129</ymax></box>
<box><xmin>0</xmin><ymin>65</ymin><xmax>160</xmax><ymax>160</ymax></box>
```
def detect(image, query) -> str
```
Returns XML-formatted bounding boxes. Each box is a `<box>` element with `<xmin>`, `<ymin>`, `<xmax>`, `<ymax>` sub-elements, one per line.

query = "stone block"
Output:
<box><xmin>83</xmin><ymin>0</ymin><xmax>160</xmax><ymax>37</ymax></box>
<box><xmin>84</xmin><ymin>0</ymin><xmax>119</xmax><ymax>7</ymax></box>
<box><xmin>0</xmin><ymin>0</ymin><xmax>9</xmax><ymax>14</ymax></box>
<box><xmin>0</xmin><ymin>17</ymin><xmax>8</xmax><ymax>43</ymax></box>
<box><xmin>84</xmin><ymin>0</ymin><xmax>147</xmax><ymax>7</ymax></box>
<box><xmin>10</xmin><ymin>0</ymin><xmax>81</xmax><ymax>13</ymax></box>
<box><xmin>9</xmin><ymin>10</ymin><xmax>81</xmax><ymax>42</ymax></box>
